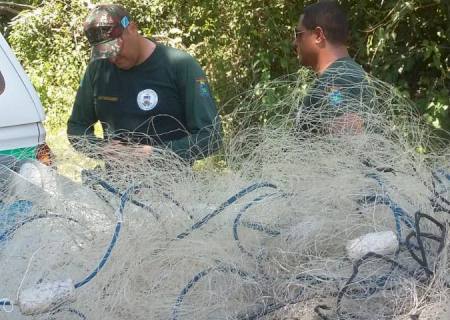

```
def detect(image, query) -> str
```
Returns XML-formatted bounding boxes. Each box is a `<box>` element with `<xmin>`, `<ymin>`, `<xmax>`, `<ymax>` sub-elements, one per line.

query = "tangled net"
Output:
<box><xmin>0</xmin><ymin>69</ymin><xmax>449</xmax><ymax>320</ymax></box>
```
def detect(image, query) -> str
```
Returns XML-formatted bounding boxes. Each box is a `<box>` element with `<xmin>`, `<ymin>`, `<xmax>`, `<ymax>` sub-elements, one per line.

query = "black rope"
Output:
<box><xmin>426</xmin><ymin>171</ymin><xmax>450</xmax><ymax>214</ymax></box>
<box><xmin>235</xmin><ymin>290</ymin><xmax>304</xmax><ymax>320</ymax></box>
<box><xmin>314</xmin><ymin>305</ymin><xmax>333</xmax><ymax>320</ymax></box>
<box><xmin>48</xmin><ymin>308</ymin><xmax>87</xmax><ymax>320</ymax></box>
<box><xmin>233</xmin><ymin>193</ymin><xmax>278</xmax><ymax>257</ymax></box>
<box><xmin>405</xmin><ymin>211</ymin><xmax>447</xmax><ymax>276</ymax></box>
<box><xmin>314</xmin><ymin>210</ymin><xmax>448</xmax><ymax>320</ymax></box>
<box><xmin>0</xmin><ymin>214</ymin><xmax>81</xmax><ymax>243</ymax></box>
<box><xmin>335</xmin><ymin>252</ymin><xmax>414</xmax><ymax>318</ymax></box>
<box><xmin>176</xmin><ymin>182</ymin><xmax>277</xmax><ymax>240</ymax></box>
<box><xmin>171</xmin><ymin>264</ymin><xmax>255</xmax><ymax>320</ymax></box>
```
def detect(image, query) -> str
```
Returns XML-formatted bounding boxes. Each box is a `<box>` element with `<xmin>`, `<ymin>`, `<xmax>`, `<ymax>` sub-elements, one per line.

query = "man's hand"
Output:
<box><xmin>101</xmin><ymin>140</ymin><xmax>122</xmax><ymax>159</ymax></box>
<box><xmin>132</xmin><ymin>144</ymin><xmax>152</xmax><ymax>157</ymax></box>
<box><xmin>101</xmin><ymin>140</ymin><xmax>152</xmax><ymax>161</ymax></box>
<box><xmin>329</xmin><ymin>112</ymin><xmax>364</xmax><ymax>135</ymax></box>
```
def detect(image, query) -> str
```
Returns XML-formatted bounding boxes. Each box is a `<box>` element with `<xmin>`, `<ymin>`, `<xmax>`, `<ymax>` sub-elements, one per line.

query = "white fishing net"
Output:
<box><xmin>0</xmin><ymin>70</ymin><xmax>449</xmax><ymax>320</ymax></box>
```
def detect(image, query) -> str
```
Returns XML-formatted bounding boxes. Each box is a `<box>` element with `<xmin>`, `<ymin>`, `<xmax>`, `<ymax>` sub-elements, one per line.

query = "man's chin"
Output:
<box><xmin>111</xmin><ymin>58</ymin><xmax>133</xmax><ymax>70</ymax></box>
<box><xmin>116</xmin><ymin>63</ymin><xmax>133</xmax><ymax>70</ymax></box>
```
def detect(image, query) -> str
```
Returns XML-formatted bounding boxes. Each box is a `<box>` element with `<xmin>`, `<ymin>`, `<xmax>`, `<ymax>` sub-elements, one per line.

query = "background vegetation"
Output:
<box><xmin>1</xmin><ymin>0</ymin><xmax>449</xmax><ymax>135</ymax></box>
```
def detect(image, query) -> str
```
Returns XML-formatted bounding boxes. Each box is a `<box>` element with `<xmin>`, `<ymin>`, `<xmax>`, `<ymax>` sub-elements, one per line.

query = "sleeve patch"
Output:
<box><xmin>196</xmin><ymin>78</ymin><xmax>211</xmax><ymax>97</ymax></box>
<box><xmin>328</xmin><ymin>87</ymin><xmax>343</xmax><ymax>107</ymax></box>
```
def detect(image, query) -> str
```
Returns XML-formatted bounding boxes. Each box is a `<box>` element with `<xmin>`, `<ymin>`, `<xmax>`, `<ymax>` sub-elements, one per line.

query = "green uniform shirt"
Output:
<box><xmin>296</xmin><ymin>57</ymin><xmax>369</xmax><ymax>132</ymax></box>
<box><xmin>67</xmin><ymin>42</ymin><xmax>222</xmax><ymax>161</ymax></box>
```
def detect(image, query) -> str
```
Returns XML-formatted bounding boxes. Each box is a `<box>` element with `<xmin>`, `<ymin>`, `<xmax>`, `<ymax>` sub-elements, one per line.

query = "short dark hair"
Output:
<box><xmin>302</xmin><ymin>1</ymin><xmax>349</xmax><ymax>45</ymax></box>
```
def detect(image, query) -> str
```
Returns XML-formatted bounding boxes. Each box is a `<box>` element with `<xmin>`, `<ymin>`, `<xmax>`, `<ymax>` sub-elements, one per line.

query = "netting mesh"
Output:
<box><xmin>0</xmin><ymin>70</ymin><xmax>449</xmax><ymax>320</ymax></box>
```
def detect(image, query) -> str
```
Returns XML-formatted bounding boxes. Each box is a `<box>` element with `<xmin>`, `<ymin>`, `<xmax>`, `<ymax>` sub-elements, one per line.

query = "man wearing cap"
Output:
<box><xmin>67</xmin><ymin>4</ymin><xmax>222</xmax><ymax>163</ymax></box>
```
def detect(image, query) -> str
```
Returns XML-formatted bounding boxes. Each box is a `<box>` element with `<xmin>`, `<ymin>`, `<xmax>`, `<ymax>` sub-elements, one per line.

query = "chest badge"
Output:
<box><xmin>137</xmin><ymin>89</ymin><xmax>158</xmax><ymax>111</ymax></box>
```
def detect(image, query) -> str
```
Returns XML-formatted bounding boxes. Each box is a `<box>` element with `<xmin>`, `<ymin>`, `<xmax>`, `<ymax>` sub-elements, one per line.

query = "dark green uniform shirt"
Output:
<box><xmin>296</xmin><ymin>57</ymin><xmax>369</xmax><ymax>133</ymax></box>
<box><xmin>67</xmin><ymin>43</ymin><xmax>222</xmax><ymax>162</ymax></box>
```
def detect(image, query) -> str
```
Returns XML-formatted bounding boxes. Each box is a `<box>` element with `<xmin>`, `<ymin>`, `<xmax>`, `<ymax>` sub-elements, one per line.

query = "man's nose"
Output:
<box><xmin>292</xmin><ymin>39</ymin><xmax>298</xmax><ymax>53</ymax></box>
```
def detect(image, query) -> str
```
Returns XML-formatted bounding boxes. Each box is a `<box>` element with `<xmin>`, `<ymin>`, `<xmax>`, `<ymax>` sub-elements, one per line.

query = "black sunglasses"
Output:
<box><xmin>293</xmin><ymin>28</ymin><xmax>307</xmax><ymax>39</ymax></box>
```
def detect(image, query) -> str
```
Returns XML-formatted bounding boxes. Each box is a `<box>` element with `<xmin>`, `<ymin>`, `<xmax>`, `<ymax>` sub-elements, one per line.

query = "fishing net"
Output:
<box><xmin>0</xmin><ymin>70</ymin><xmax>449</xmax><ymax>320</ymax></box>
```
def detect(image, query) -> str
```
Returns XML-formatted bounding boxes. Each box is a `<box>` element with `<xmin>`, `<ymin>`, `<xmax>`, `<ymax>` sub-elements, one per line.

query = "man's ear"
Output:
<box><xmin>313</xmin><ymin>26</ymin><xmax>326</xmax><ymax>44</ymax></box>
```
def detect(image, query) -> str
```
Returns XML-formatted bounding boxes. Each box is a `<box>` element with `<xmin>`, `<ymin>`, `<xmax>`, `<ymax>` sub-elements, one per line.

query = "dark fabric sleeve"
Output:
<box><xmin>67</xmin><ymin>63</ymin><xmax>104</xmax><ymax>155</ymax></box>
<box><xmin>167</xmin><ymin>55</ymin><xmax>222</xmax><ymax>162</ymax></box>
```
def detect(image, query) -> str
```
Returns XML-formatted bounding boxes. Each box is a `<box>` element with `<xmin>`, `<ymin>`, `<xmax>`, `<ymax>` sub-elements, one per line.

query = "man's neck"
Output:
<box><xmin>136</xmin><ymin>37</ymin><xmax>156</xmax><ymax>65</ymax></box>
<box><xmin>315</xmin><ymin>47</ymin><xmax>349</xmax><ymax>75</ymax></box>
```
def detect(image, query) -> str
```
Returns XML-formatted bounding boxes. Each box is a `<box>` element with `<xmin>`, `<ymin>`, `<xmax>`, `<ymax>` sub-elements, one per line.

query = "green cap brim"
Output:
<box><xmin>91</xmin><ymin>38</ymin><xmax>121</xmax><ymax>60</ymax></box>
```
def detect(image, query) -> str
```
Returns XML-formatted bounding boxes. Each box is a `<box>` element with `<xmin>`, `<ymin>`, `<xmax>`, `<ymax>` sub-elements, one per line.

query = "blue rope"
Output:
<box><xmin>0</xmin><ymin>214</ymin><xmax>80</xmax><ymax>244</ymax></box>
<box><xmin>235</xmin><ymin>290</ymin><xmax>305</xmax><ymax>320</ymax></box>
<box><xmin>436</xmin><ymin>169</ymin><xmax>450</xmax><ymax>181</ymax></box>
<box><xmin>171</xmin><ymin>184</ymin><xmax>280</xmax><ymax>319</ymax></box>
<box><xmin>74</xmin><ymin>184</ymin><xmax>139</xmax><ymax>289</ymax></box>
<box><xmin>0</xmin><ymin>185</ymin><xmax>138</xmax><ymax>313</ymax></box>
<box><xmin>0</xmin><ymin>213</ymin><xmax>83</xmax><ymax>314</ymax></box>
<box><xmin>364</xmin><ymin>173</ymin><xmax>415</xmax><ymax>241</ymax></box>
<box><xmin>84</xmin><ymin>171</ymin><xmax>158</xmax><ymax>219</ymax></box>
<box><xmin>431</xmin><ymin>170</ymin><xmax>450</xmax><ymax>208</ymax></box>
<box><xmin>0</xmin><ymin>200</ymin><xmax>33</xmax><ymax>235</ymax></box>
<box><xmin>66</xmin><ymin>308</ymin><xmax>87</xmax><ymax>320</ymax></box>
<box><xmin>239</xmin><ymin>221</ymin><xmax>281</xmax><ymax>237</ymax></box>
<box><xmin>233</xmin><ymin>193</ymin><xmax>278</xmax><ymax>257</ymax></box>
<box><xmin>0</xmin><ymin>200</ymin><xmax>33</xmax><ymax>216</ymax></box>
<box><xmin>172</xmin><ymin>265</ymin><xmax>253</xmax><ymax>320</ymax></box>
<box><xmin>50</xmin><ymin>308</ymin><xmax>88</xmax><ymax>320</ymax></box>
<box><xmin>176</xmin><ymin>182</ymin><xmax>277</xmax><ymax>240</ymax></box>
<box><xmin>359</xmin><ymin>195</ymin><xmax>415</xmax><ymax>241</ymax></box>
<box><xmin>83</xmin><ymin>170</ymin><xmax>191</xmax><ymax>219</ymax></box>
<box><xmin>226</xmin><ymin>177</ymin><xmax>445</xmax><ymax>319</ymax></box>
<box><xmin>172</xmin><ymin>180</ymin><xmax>410</xmax><ymax>319</ymax></box>
<box><xmin>2</xmin><ymin>180</ymin><xmax>277</xmax><ymax>312</ymax></box>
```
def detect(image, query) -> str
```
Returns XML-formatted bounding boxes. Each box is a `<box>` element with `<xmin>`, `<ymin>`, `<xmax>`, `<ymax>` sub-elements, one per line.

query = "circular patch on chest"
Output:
<box><xmin>137</xmin><ymin>89</ymin><xmax>158</xmax><ymax>111</ymax></box>
<box><xmin>0</xmin><ymin>70</ymin><xmax>5</xmax><ymax>95</ymax></box>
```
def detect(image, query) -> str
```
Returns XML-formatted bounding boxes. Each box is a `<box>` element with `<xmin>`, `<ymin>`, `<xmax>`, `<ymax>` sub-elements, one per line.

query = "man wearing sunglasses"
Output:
<box><xmin>293</xmin><ymin>1</ymin><xmax>367</xmax><ymax>135</ymax></box>
<box><xmin>68</xmin><ymin>4</ymin><xmax>222</xmax><ymax>163</ymax></box>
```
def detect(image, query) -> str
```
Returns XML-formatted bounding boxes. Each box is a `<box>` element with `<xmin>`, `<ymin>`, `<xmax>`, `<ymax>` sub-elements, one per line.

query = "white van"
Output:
<box><xmin>0</xmin><ymin>32</ymin><xmax>52</xmax><ymax>167</ymax></box>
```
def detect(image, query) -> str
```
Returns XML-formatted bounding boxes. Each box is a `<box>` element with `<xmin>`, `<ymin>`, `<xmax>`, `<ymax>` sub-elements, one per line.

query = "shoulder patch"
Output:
<box><xmin>196</xmin><ymin>78</ymin><xmax>210</xmax><ymax>97</ymax></box>
<box><xmin>327</xmin><ymin>86</ymin><xmax>343</xmax><ymax>108</ymax></box>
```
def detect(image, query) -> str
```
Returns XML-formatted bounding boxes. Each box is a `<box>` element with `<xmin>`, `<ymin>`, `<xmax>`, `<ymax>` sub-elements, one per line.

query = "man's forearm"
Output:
<box><xmin>329</xmin><ymin>112</ymin><xmax>364</xmax><ymax>135</ymax></box>
<box><xmin>168</xmin><ymin>129</ymin><xmax>222</xmax><ymax>161</ymax></box>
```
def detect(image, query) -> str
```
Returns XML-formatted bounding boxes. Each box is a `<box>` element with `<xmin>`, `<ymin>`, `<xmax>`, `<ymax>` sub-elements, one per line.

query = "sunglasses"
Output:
<box><xmin>293</xmin><ymin>28</ymin><xmax>307</xmax><ymax>39</ymax></box>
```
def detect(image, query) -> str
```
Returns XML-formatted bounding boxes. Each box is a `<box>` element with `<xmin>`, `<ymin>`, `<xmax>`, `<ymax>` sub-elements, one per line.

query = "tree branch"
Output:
<box><xmin>0</xmin><ymin>6</ymin><xmax>19</xmax><ymax>17</ymax></box>
<box><xmin>0</xmin><ymin>2</ymin><xmax>35</xmax><ymax>11</ymax></box>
